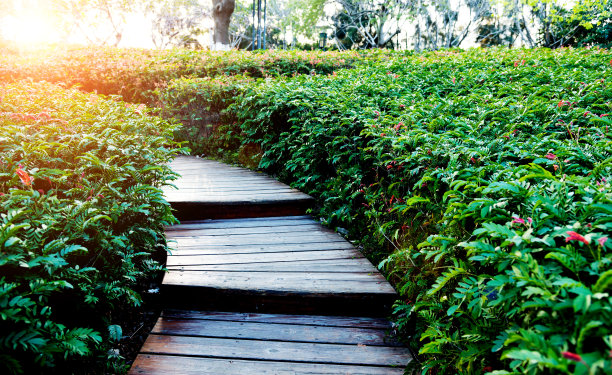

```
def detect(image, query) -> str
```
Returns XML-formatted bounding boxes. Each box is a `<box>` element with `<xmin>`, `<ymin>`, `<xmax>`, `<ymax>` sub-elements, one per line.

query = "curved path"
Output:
<box><xmin>130</xmin><ymin>156</ymin><xmax>412</xmax><ymax>374</ymax></box>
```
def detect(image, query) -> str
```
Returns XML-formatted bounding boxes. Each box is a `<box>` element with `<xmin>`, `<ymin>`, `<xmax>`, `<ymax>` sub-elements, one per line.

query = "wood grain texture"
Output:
<box><xmin>130</xmin><ymin>354</ymin><xmax>407</xmax><ymax>375</ymax></box>
<box><xmin>164</xmin><ymin>156</ymin><xmax>313</xmax><ymax>219</ymax></box>
<box><xmin>161</xmin><ymin>310</ymin><xmax>392</xmax><ymax>329</ymax></box>
<box><xmin>138</xmin><ymin>334</ymin><xmax>410</xmax><ymax>366</ymax></box>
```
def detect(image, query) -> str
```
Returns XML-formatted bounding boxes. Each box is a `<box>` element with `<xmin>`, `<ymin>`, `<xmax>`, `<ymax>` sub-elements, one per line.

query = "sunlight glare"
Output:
<box><xmin>3</xmin><ymin>13</ymin><xmax>60</xmax><ymax>45</ymax></box>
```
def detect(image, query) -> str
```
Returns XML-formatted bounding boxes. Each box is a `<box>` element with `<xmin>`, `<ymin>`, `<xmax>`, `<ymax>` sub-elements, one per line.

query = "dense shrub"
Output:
<box><xmin>0</xmin><ymin>45</ymin><xmax>362</xmax><ymax>104</ymax></box>
<box><xmin>0</xmin><ymin>81</ymin><xmax>181</xmax><ymax>374</ymax></box>
<box><xmin>155</xmin><ymin>74</ymin><xmax>258</xmax><ymax>164</ymax></box>
<box><xmin>230</xmin><ymin>47</ymin><xmax>612</xmax><ymax>374</ymax></box>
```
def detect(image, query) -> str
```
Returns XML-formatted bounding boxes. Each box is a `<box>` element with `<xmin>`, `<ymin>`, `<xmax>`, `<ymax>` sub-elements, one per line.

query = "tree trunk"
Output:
<box><xmin>212</xmin><ymin>0</ymin><xmax>235</xmax><ymax>46</ymax></box>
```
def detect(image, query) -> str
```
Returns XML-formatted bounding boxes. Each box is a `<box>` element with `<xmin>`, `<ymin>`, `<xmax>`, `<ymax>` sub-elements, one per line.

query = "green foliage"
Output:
<box><xmin>228</xmin><ymin>47</ymin><xmax>612</xmax><ymax>373</ymax></box>
<box><xmin>0</xmin><ymin>45</ymin><xmax>360</xmax><ymax>104</ymax></box>
<box><xmin>0</xmin><ymin>81</ymin><xmax>181</xmax><ymax>374</ymax></box>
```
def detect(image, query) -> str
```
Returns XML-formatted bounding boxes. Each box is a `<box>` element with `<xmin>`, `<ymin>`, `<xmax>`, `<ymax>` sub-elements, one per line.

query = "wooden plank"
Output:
<box><xmin>162</xmin><ymin>271</ymin><xmax>396</xmax><ymax>294</ymax></box>
<box><xmin>165</xmin><ymin>216</ymin><xmax>315</xmax><ymax>230</ymax></box>
<box><xmin>168</xmin><ymin>232</ymin><xmax>347</xmax><ymax>245</ymax></box>
<box><xmin>139</xmin><ymin>335</ymin><xmax>411</xmax><ymax>367</ymax></box>
<box><xmin>150</xmin><ymin>317</ymin><xmax>400</xmax><ymax>346</ymax></box>
<box><xmin>161</xmin><ymin>310</ymin><xmax>392</xmax><ymax>329</ymax></box>
<box><xmin>166</xmin><ymin>224</ymin><xmax>331</xmax><ymax>237</ymax></box>
<box><xmin>165</xmin><ymin>250</ymin><xmax>364</xmax><ymax>265</ymax></box>
<box><xmin>165</xmin><ymin>192</ymin><xmax>309</xmax><ymax>203</ymax></box>
<box><xmin>166</xmin><ymin>258</ymin><xmax>378</xmax><ymax>273</ymax></box>
<box><xmin>130</xmin><ymin>354</ymin><xmax>406</xmax><ymax>375</ymax></box>
<box><xmin>168</xmin><ymin>242</ymin><xmax>356</xmax><ymax>255</ymax></box>
<box><xmin>162</xmin><ymin>270</ymin><xmax>386</xmax><ymax>283</ymax></box>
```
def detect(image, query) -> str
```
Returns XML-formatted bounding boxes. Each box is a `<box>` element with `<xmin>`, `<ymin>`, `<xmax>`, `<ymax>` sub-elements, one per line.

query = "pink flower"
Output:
<box><xmin>16</xmin><ymin>167</ymin><xmax>31</xmax><ymax>187</ymax></box>
<box><xmin>394</xmin><ymin>122</ymin><xmax>404</xmax><ymax>131</ymax></box>
<box><xmin>527</xmin><ymin>217</ymin><xmax>533</xmax><ymax>224</ymax></box>
<box><xmin>512</xmin><ymin>217</ymin><xmax>525</xmax><ymax>225</ymax></box>
<box><xmin>598</xmin><ymin>237</ymin><xmax>608</xmax><ymax>247</ymax></box>
<box><xmin>545</xmin><ymin>153</ymin><xmax>556</xmax><ymax>160</ymax></box>
<box><xmin>452</xmin><ymin>77</ymin><xmax>456</xmax><ymax>84</ymax></box>
<box><xmin>566</xmin><ymin>231</ymin><xmax>590</xmax><ymax>245</ymax></box>
<box><xmin>514</xmin><ymin>61</ymin><xmax>519</xmax><ymax>67</ymax></box>
<box><xmin>561</xmin><ymin>351</ymin><xmax>584</xmax><ymax>363</ymax></box>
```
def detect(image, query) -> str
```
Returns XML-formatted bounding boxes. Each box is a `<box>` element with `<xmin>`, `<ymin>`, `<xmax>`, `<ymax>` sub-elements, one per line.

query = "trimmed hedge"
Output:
<box><xmin>0</xmin><ymin>81</ymin><xmax>181</xmax><ymax>374</ymax></box>
<box><xmin>0</xmin><ymin>45</ymin><xmax>363</xmax><ymax>104</ymax></box>
<box><xmin>229</xmin><ymin>47</ymin><xmax>612</xmax><ymax>374</ymax></box>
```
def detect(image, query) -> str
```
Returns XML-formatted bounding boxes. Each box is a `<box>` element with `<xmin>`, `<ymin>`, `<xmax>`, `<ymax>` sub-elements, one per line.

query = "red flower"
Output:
<box><xmin>565</xmin><ymin>231</ymin><xmax>589</xmax><ymax>245</ymax></box>
<box><xmin>561</xmin><ymin>351</ymin><xmax>584</xmax><ymax>363</ymax></box>
<box><xmin>15</xmin><ymin>167</ymin><xmax>31</xmax><ymax>187</ymax></box>
<box><xmin>512</xmin><ymin>217</ymin><xmax>525</xmax><ymax>225</ymax></box>
<box><xmin>483</xmin><ymin>366</ymin><xmax>493</xmax><ymax>372</ymax></box>
<box><xmin>558</xmin><ymin>100</ymin><xmax>566</xmax><ymax>108</ymax></box>
<box><xmin>394</xmin><ymin>122</ymin><xmax>404</xmax><ymax>130</ymax></box>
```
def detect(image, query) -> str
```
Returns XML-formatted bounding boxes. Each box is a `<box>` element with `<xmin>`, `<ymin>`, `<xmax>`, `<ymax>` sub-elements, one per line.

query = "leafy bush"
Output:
<box><xmin>155</xmin><ymin>74</ymin><xmax>259</xmax><ymax>164</ymax></box>
<box><xmin>230</xmin><ymin>47</ymin><xmax>612</xmax><ymax>373</ymax></box>
<box><xmin>0</xmin><ymin>45</ymin><xmax>362</xmax><ymax>104</ymax></box>
<box><xmin>0</xmin><ymin>81</ymin><xmax>181</xmax><ymax>374</ymax></box>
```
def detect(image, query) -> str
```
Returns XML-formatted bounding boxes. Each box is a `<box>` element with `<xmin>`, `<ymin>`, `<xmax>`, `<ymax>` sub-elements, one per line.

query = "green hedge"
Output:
<box><xmin>0</xmin><ymin>45</ymin><xmax>363</xmax><ymax>104</ymax></box>
<box><xmin>229</xmin><ymin>47</ymin><xmax>612</xmax><ymax>374</ymax></box>
<box><xmin>0</xmin><ymin>81</ymin><xmax>181</xmax><ymax>374</ymax></box>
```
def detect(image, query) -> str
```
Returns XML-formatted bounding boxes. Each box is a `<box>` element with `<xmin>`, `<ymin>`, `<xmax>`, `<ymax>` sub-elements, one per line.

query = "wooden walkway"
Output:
<box><xmin>130</xmin><ymin>156</ymin><xmax>411</xmax><ymax>374</ymax></box>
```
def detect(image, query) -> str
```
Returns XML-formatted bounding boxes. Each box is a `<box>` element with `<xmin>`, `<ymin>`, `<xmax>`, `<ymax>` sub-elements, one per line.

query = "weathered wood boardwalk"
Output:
<box><xmin>130</xmin><ymin>156</ymin><xmax>411</xmax><ymax>374</ymax></box>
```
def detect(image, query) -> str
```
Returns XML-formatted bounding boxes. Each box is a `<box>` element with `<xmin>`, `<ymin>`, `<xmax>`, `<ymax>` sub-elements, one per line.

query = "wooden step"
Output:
<box><xmin>161</xmin><ymin>216</ymin><xmax>397</xmax><ymax>316</ymax></box>
<box><xmin>164</xmin><ymin>156</ymin><xmax>314</xmax><ymax>220</ymax></box>
<box><xmin>129</xmin><ymin>310</ymin><xmax>411</xmax><ymax>374</ymax></box>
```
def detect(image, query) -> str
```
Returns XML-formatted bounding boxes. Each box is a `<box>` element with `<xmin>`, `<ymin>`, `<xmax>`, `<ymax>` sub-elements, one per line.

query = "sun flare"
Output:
<box><xmin>3</xmin><ymin>13</ymin><xmax>60</xmax><ymax>45</ymax></box>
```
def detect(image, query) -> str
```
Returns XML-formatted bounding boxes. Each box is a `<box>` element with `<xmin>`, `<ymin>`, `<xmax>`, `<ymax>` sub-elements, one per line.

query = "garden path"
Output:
<box><xmin>129</xmin><ymin>156</ymin><xmax>411</xmax><ymax>374</ymax></box>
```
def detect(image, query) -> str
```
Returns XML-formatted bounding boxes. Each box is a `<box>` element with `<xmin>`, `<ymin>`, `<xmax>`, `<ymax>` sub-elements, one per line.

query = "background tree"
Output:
<box><xmin>146</xmin><ymin>0</ymin><xmax>207</xmax><ymax>49</ymax></box>
<box><xmin>212</xmin><ymin>0</ymin><xmax>235</xmax><ymax>47</ymax></box>
<box><xmin>52</xmin><ymin>0</ymin><xmax>137</xmax><ymax>46</ymax></box>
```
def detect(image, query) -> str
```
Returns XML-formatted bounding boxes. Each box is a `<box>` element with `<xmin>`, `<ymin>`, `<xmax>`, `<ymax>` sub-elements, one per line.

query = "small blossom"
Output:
<box><xmin>452</xmin><ymin>77</ymin><xmax>456</xmax><ymax>84</ymax></box>
<box><xmin>598</xmin><ymin>237</ymin><xmax>608</xmax><ymax>247</ymax></box>
<box><xmin>527</xmin><ymin>217</ymin><xmax>533</xmax><ymax>224</ymax></box>
<box><xmin>394</xmin><ymin>122</ymin><xmax>404</xmax><ymax>131</ymax></box>
<box><xmin>561</xmin><ymin>351</ymin><xmax>584</xmax><ymax>363</ymax></box>
<box><xmin>512</xmin><ymin>217</ymin><xmax>525</xmax><ymax>225</ymax></box>
<box><xmin>545</xmin><ymin>153</ymin><xmax>556</xmax><ymax>160</ymax></box>
<box><xmin>558</xmin><ymin>100</ymin><xmax>567</xmax><ymax>108</ymax></box>
<box><xmin>15</xmin><ymin>167</ymin><xmax>31</xmax><ymax>187</ymax></box>
<box><xmin>566</xmin><ymin>231</ymin><xmax>590</xmax><ymax>245</ymax></box>
<box><xmin>553</xmin><ymin>164</ymin><xmax>559</xmax><ymax>171</ymax></box>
